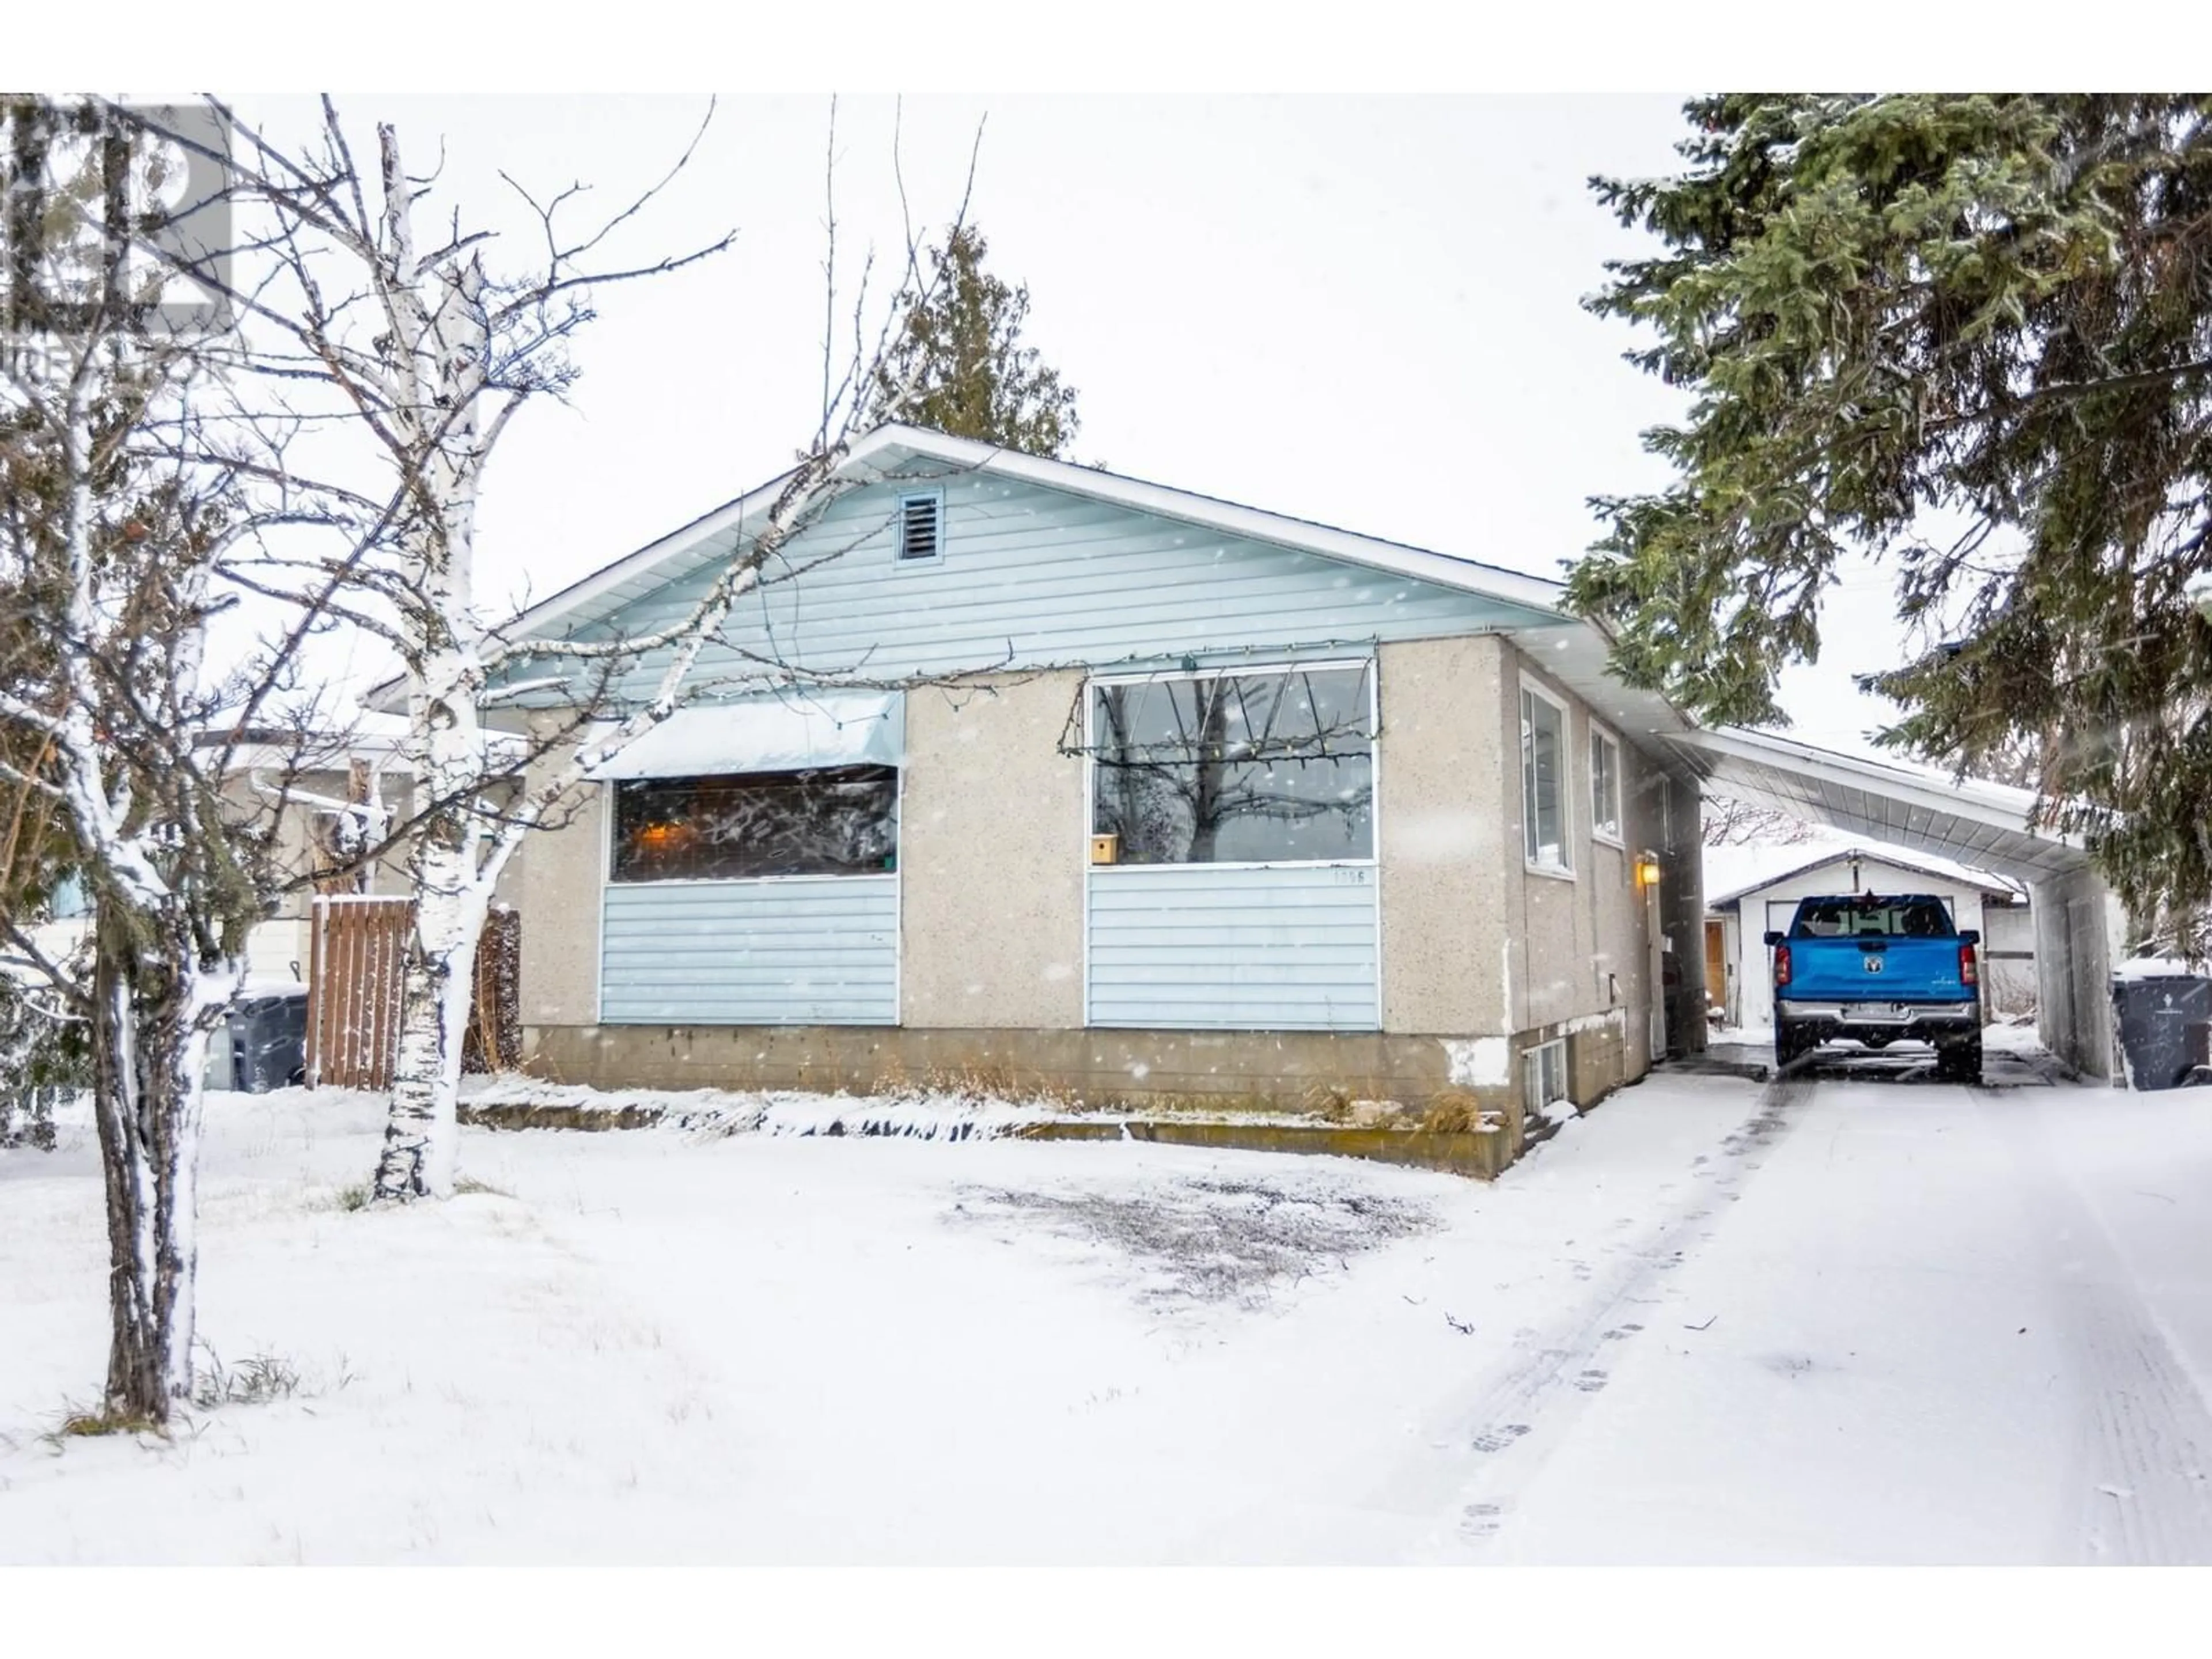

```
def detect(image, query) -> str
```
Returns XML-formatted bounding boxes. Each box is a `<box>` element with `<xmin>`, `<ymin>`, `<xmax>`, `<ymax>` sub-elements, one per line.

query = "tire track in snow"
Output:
<box><xmin>1972</xmin><ymin>1086</ymin><xmax>2212</xmax><ymax>1565</ymax></box>
<box><xmin>1391</xmin><ymin>1074</ymin><xmax>1816</xmax><ymax>1559</ymax></box>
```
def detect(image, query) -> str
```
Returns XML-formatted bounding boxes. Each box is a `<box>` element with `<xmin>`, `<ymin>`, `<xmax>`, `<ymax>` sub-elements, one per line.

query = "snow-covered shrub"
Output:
<box><xmin>0</xmin><ymin>979</ymin><xmax>86</xmax><ymax>1152</ymax></box>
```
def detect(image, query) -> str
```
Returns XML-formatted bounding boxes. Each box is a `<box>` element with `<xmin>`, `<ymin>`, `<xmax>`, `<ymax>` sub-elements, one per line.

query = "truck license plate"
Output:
<box><xmin>1843</xmin><ymin>1003</ymin><xmax>1903</xmax><ymax>1020</ymax></box>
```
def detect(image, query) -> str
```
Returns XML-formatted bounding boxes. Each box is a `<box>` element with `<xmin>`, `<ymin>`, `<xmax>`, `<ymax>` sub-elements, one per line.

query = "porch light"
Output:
<box><xmin>1635</xmin><ymin>852</ymin><xmax>1662</xmax><ymax>888</ymax></box>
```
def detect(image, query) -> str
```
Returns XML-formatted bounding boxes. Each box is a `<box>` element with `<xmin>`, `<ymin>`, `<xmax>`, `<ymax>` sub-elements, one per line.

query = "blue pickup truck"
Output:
<box><xmin>1764</xmin><ymin>894</ymin><xmax>1985</xmax><ymax>1082</ymax></box>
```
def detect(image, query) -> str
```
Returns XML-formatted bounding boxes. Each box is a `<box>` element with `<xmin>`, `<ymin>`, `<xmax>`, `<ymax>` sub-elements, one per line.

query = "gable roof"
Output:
<box><xmin>368</xmin><ymin>423</ymin><xmax>1702</xmax><ymax>758</ymax></box>
<box><xmin>1705</xmin><ymin>840</ymin><xmax>2027</xmax><ymax>911</ymax></box>
<box><xmin>504</xmin><ymin>423</ymin><xmax>1575</xmax><ymax>645</ymax></box>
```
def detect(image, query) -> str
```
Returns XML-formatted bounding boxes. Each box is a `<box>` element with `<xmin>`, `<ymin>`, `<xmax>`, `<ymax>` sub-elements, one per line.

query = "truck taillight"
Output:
<box><xmin>1774</xmin><ymin>943</ymin><xmax>1792</xmax><ymax>987</ymax></box>
<box><xmin>1960</xmin><ymin>942</ymin><xmax>1978</xmax><ymax>987</ymax></box>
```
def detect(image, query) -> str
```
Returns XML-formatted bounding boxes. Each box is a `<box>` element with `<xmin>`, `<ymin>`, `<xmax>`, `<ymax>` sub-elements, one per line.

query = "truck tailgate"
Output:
<box><xmin>1787</xmin><ymin>938</ymin><xmax>1967</xmax><ymax>1003</ymax></box>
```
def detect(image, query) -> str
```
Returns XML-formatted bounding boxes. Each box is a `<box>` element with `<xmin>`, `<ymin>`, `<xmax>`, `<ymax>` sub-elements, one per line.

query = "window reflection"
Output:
<box><xmin>1089</xmin><ymin>665</ymin><xmax>1374</xmax><ymax>865</ymax></box>
<box><xmin>611</xmin><ymin>767</ymin><xmax>899</xmax><ymax>882</ymax></box>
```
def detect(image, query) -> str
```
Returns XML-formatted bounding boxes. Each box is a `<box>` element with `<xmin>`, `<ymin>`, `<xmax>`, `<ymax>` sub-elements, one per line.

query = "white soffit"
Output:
<box><xmin>1502</xmin><ymin>619</ymin><xmax>1700</xmax><ymax>762</ymax></box>
<box><xmin>1667</xmin><ymin>726</ymin><xmax>2090</xmax><ymax>885</ymax></box>
<box><xmin>589</xmin><ymin>689</ymin><xmax>904</xmax><ymax>781</ymax></box>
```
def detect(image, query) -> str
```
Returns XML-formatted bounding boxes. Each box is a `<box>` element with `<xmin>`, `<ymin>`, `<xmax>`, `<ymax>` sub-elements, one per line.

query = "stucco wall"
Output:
<box><xmin>900</xmin><ymin>672</ymin><xmax>1086</xmax><ymax>1029</ymax></box>
<box><xmin>510</xmin><ymin>647</ymin><xmax>1701</xmax><ymax>1114</ymax></box>
<box><xmin>1377</xmin><ymin>635</ymin><xmax>1510</xmax><ymax>1035</ymax></box>
<box><xmin>516</xmin><ymin>730</ymin><xmax>604</xmax><ymax>1029</ymax></box>
<box><xmin>1494</xmin><ymin>643</ymin><xmax>1674</xmax><ymax>1096</ymax></box>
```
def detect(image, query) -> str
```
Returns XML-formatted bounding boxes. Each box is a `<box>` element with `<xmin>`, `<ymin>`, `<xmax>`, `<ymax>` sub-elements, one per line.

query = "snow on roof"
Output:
<box><xmin>1704</xmin><ymin>837</ymin><xmax>2025</xmax><ymax>910</ymax></box>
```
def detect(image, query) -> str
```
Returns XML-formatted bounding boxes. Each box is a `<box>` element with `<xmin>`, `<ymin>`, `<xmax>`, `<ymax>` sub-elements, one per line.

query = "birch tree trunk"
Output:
<box><xmin>372</xmin><ymin>211</ymin><xmax>494</xmax><ymax>1202</ymax></box>
<box><xmin>373</xmin><ymin>824</ymin><xmax>488</xmax><ymax>1200</ymax></box>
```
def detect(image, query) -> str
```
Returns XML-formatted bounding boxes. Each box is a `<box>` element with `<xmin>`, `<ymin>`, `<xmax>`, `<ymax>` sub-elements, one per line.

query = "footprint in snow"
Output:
<box><xmin>1471</xmin><ymin>1424</ymin><xmax>1532</xmax><ymax>1453</ymax></box>
<box><xmin>1573</xmin><ymin>1369</ymin><xmax>1609</xmax><ymax>1392</ymax></box>
<box><xmin>1459</xmin><ymin>1502</ymin><xmax>1505</xmax><ymax>1537</ymax></box>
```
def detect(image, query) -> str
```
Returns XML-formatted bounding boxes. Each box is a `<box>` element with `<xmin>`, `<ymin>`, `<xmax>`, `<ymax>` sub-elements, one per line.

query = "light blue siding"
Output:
<box><xmin>600</xmin><ymin>876</ymin><xmax>897</xmax><ymax>1025</ymax></box>
<box><xmin>1086</xmin><ymin>865</ymin><xmax>1380</xmax><ymax>1031</ymax></box>
<box><xmin>534</xmin><ymin>474</ymin><xmax>1555</xmax><ymax>707</ymax></box>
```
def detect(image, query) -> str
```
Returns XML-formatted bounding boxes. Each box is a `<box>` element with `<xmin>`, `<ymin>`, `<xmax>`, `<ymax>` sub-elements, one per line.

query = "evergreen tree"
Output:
<box><xmin>1571</xmin><ymin>95</ymin><xmax>2212</xmax><ymax>949</ymax></box>
<box><xmin>867</xmin><ymin>224</ymin><xmax>1080</xmax><ymax>457</ymax></box>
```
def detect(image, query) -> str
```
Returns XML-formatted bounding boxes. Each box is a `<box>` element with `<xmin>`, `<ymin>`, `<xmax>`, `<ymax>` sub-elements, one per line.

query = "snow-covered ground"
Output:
<box><xmin>3</xmin><ymin>1058</ymin><xmax>2209</xmax><ymax>1565</ymax></box>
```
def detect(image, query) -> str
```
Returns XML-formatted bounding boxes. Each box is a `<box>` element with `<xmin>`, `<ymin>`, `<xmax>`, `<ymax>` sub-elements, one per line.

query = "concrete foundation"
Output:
<box><xmin>522</xmin><ymin>1020</ymin><xmax>1522</xmax><ymax>1117</ymax></box>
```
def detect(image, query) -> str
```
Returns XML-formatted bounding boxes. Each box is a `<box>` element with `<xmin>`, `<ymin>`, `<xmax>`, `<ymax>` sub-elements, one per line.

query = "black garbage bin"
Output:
<box><xmin>2110</xmin><ymin>974</ymin><xmax>2212</xmax><ymax>1091</ymax></box>
<box><xmin>228</xmin><ymin>988</ymin><xmax>309</xmax><ymax>1093</ymax></box>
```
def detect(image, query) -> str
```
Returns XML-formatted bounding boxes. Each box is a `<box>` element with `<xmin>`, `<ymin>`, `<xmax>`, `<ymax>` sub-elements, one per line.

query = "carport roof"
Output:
<box><xmin>1666</xmin><ymin>725</ymin><xmax>2092</xmax><ymax>886</ymax></box>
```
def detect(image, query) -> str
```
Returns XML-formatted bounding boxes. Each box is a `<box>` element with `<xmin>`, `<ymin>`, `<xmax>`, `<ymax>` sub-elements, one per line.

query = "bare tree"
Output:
<box><xmin>1700</xmin><ymin>793</ymin><xmax>1821</xmax><ymax>848</ymax></box>
<box><xmin>168</xmin><ymin>97</ymin><xmax>983</xmax><ymax>1200</ymax></box>
<box><xmin>0</xmin><ymin>99</ymin><xmax>346</xmax><ymax>1423</ymax></box>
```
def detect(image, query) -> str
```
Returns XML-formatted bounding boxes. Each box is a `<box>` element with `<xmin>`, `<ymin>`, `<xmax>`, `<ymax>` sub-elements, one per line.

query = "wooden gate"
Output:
<box><xmin>306</xmin><ymin>899</ymin><xmax>522</xmax><ymax>1089</ymax></box>
<box><xmin>306</xmin><ymin>896</ymin><xmax>412</xmax><ymax>1090</ymax></box>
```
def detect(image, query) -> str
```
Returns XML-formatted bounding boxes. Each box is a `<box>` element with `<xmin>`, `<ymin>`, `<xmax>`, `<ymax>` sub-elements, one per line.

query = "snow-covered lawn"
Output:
<box><xmin>3</xmin><ymin>1060</ymin><xmax>2209</xmax><ymax>1564</ymax></box>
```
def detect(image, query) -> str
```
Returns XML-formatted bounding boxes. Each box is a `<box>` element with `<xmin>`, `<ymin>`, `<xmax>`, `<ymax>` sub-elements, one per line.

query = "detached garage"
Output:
<box><xmin>1704</xmin><ymin>845</ymin><xmax>2032</xmax><ymax>1033</ymax></box>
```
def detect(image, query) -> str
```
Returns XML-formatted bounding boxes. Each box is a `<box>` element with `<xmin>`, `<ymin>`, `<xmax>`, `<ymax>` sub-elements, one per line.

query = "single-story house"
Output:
<box><xmin>1704</xmin><ymin>842</ymin><xmax>2035</xmax><ymax>1032</ymax></box>
<box><xmin>484</xmin><ymin>425</ymin><xmax>1717</xmax><ymax>1146</ymax></box>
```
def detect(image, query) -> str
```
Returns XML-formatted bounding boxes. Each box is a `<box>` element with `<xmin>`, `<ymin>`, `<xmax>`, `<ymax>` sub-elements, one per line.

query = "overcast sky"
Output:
<box><xmin>233</xmin><ymin>93</ymin><xmax>1906</xmax><ymax>757</ymax></box>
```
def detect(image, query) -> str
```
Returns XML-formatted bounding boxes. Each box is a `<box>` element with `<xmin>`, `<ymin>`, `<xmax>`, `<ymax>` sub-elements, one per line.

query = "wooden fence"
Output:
<box><xmin>306</xmin><ymin>897</ymin><xmax>521</xmax><ymax>1089</ymax></box>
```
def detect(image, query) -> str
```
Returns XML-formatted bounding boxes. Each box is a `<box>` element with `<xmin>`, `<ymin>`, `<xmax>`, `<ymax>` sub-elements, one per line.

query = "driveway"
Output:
<box><xmin>1421</xmin><ymin>1063</ymin><xmax>2212</xmax><ymax>1563</ymax></box>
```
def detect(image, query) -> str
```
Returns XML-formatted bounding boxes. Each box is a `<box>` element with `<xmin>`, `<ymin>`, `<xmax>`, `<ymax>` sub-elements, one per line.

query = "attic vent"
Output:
<box><xmin>896</xmin><ymin>491</ymin><xmax>943</xmax><ymax>563</ymax></box>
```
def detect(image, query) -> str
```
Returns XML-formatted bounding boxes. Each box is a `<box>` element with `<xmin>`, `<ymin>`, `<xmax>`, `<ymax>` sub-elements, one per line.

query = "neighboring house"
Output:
<box><xmin>1704</xmin><ymin>843</ymin><xmax>2033</xmax><ymax>1032</ymax></box>
<box><xmin>224</xmin><ymin>728</ymin><xmax>423</xmax><ymax>984</ymax></box>
<box><xmin>482</xmin><ymin>425</ymin><xmax>1713</xmax><ymax>1147</ymax></box>
<box><xmin>21</xmin><ymin>728</ymin><xmax>448</xmax><ymax>988</ymax></box>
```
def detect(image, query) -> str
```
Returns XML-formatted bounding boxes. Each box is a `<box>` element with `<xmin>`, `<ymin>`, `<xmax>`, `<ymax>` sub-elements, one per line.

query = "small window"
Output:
<box><xmin>1590</xmin><ymin>728</ymin><xmax>1623</xmax><ymax>845</ymax></box>
<box><xmin>1520</xmin><ymin>683</ymin><xmax>1570</xmax><ymax>873</ymax></box>
<box><xmin>895</xmin><ymin>491</ymin><xmax>944</xmax><ymax>563</ymax></box>
<box><xmin>1524</xmin><ymin>1038</ymin><xmax>1569</xmax><ymax>1110</ymax></box>
<box><xmin>611</xmin><ymin>767</ymin><xmax>899</xmax><ymax>882</ymax></box>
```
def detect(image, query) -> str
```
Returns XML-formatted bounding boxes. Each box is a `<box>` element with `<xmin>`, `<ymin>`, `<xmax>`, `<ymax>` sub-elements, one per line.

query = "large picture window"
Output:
<box><xmin>611</xmin><ymin>766</ymin><xmax>899</xmax><ymax>882</ymax></box>
<box><xmin>1521</xmin><ymin>683</ymin><xmax>1570</xmax><ymax>872</ymax></box>
<box><xmin>1089</xmin><ymin>664</ymin><xmax>1375</xmax><ymax>865</ymax></box>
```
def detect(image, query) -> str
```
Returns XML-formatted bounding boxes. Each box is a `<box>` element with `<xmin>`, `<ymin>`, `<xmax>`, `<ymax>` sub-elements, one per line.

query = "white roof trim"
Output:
<box><xmin>501</xmin><ymin>423</ymin><xmax>1570</xmax><ymax>650</ymax></box>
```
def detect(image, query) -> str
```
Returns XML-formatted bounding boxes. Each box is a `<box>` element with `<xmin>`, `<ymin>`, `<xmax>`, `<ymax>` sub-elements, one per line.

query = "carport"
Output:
<box><xmin>1664</xmin><ymin>726</ymin><xmax>2127</xmax><ymax>1082</ymax></box>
